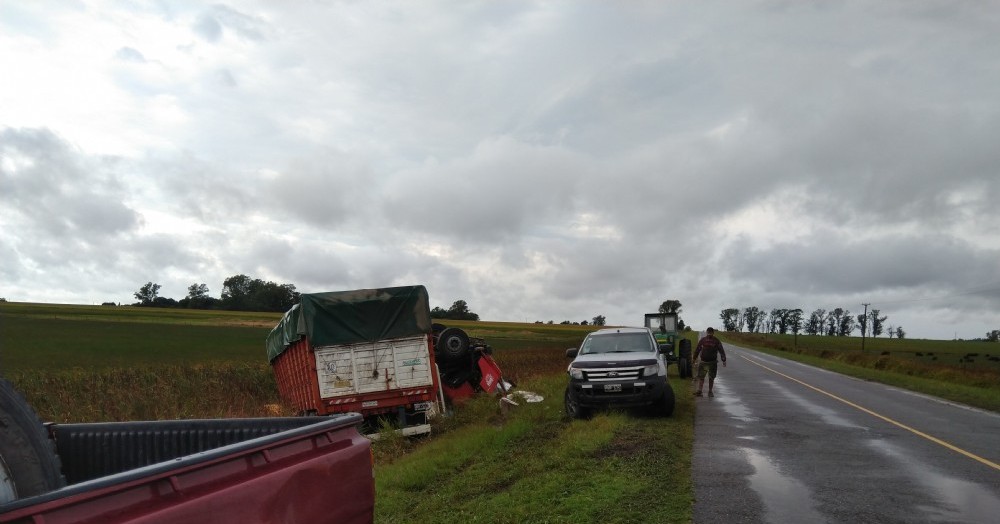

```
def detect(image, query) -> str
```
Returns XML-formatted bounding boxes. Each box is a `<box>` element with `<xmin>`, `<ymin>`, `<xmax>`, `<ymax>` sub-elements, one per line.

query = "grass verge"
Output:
<box><xmin>373</xmin><ymin>374</ymin><xmax>695</xmax><ymax>523</ymax></box>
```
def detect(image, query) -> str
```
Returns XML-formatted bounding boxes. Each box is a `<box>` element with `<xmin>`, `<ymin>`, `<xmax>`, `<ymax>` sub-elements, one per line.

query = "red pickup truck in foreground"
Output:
<box><xmin>0</xmin><ymin>379</ymin><xmax>374</xmax><ymax>524</ymax></box>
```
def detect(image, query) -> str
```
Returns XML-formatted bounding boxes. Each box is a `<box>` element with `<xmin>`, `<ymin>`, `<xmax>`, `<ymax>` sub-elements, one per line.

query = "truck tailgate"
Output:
<box><xmin>0</xmin><ymin>414</ymin><xmax>374</xmax><ymax>524</ymax></box>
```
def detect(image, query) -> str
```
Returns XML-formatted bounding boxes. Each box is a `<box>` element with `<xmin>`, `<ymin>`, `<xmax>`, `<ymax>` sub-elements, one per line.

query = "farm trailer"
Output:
<box><xmin>266</xmin><ymin>285</ymin><xmax>505</xmax><ymax>436</ymax></box>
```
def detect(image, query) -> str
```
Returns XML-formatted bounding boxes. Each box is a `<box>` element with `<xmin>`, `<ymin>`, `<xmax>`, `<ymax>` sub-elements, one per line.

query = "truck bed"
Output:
<box><xmin>0</xmin><ymin>414</ymin><xmax>374</xmax><ymax>524</ymax></box>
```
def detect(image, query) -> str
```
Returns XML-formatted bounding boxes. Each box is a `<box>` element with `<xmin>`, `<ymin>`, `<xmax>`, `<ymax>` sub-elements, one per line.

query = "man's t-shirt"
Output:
<box><xmin>696</xmin><ymin>336</ymin><xmax>725</xmax><ymax>362</ymax></box>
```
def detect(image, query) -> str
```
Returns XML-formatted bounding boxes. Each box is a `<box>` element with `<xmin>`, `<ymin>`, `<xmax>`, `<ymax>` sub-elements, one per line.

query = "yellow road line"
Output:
<box><xmin>738</xmin><ymin>353</ymin><xmax>1000</xmax><ymax>472</ymax></box>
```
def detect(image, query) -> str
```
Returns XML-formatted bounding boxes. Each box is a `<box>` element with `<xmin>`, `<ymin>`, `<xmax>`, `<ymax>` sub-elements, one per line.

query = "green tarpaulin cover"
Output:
<box><xmin>266</xmin><ymin>285</ymin><xmax>432</xmax><ymax>362</ymax></box>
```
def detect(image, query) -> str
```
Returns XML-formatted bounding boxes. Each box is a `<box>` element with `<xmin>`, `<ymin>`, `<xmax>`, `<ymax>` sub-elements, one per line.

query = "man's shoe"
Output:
<box><xmin>708</xmin><ymin>391</ymin><xmax>714</xmax><ymax>397</ymax></box>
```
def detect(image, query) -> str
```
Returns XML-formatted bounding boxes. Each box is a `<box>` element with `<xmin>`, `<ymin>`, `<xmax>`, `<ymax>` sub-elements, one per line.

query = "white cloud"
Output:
<box><xmin>1</xmin><ymin>1</ymin><xmax>999</xmax><ymax>338</ymax></box>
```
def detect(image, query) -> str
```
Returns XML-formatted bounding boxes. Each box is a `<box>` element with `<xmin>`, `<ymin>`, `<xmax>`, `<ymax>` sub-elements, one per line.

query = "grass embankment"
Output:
<box><xmin>373</xmin><ymin>374</ymin><xmax>695</xmax><ymax>523</ymax></box>
<box><xmin>725</xmin><ymin>332</ymin><xmax>1000</xmax><ymax>412</ymax></box>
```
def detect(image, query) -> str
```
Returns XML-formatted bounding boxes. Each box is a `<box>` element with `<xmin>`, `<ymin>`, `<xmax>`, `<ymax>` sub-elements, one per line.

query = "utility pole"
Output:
<box><xmin>861</xmin><ymin>302</ymin><xmax>870</xmax><ymax>353</ymax></box>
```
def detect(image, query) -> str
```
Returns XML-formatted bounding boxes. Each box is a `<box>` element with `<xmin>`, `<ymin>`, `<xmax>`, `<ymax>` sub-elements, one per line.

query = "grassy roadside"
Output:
<box><xmin>373</xmin><ymin>374</ymin><xmax>695</xmax><ymax>523</ymax></box>
<box><xmin>724</xmin><ymin>333</ymin><xmax>1000</xmax><ymax>412</ymax></box>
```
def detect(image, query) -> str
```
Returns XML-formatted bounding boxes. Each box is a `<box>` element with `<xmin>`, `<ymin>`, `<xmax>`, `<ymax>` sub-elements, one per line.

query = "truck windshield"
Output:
<box><xmin>581</xmin><ymin>333</ymin><xmax>653</xmax><ymax>354</ymax></box>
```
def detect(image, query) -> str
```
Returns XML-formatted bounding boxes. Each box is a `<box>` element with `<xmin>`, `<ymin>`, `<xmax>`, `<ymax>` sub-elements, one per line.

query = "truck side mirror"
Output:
<box><xmin>565</xmin><ymin>348</ymin><xmax>578</xmax><ymax>358</ymax></box>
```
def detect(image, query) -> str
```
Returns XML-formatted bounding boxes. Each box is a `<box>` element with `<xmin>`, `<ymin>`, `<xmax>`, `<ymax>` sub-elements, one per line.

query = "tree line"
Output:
<box><xmin>718</xmin><ymin>306</ymin><xmax>907</xmax><ymax>339</ymax></box>
<box><xmin>129</xmin><ymin>277</ymin><xmax>484</xmax><ymax>319</ymax></box>
<box><xmin>131</xmin><ymin>275</ymin><xmax>300</xmax><ymax>312</ymax></box>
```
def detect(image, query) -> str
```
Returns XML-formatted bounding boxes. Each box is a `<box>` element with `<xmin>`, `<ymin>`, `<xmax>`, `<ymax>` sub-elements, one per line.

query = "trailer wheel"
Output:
<box><xmin>0</xmin><ymin>379</ymin><xmax>65</xmax><ymax>504</ymax></box>
<box><xmin>436</xmin><ymin>327</ymin><xmax>470</xmax><ymax>361</ymax></box>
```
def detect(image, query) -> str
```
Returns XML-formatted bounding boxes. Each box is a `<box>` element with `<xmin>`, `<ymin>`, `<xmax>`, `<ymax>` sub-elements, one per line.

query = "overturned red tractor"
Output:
<box><xmin>267</xmin><ymin>285</ymin><xmax>506</xmax><ymax>436</ymax></box>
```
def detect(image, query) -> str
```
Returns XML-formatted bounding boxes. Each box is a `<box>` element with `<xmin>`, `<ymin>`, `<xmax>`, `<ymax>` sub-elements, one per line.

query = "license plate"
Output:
<box><xmin>603</xmin><ymin>384</ymin><xmax>622</xmax><ymax>392</ymax></box>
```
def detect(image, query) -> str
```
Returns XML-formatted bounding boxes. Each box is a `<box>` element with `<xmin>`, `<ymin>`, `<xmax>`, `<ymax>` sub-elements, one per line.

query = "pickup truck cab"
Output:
<box><xmin>564</xmin><ymin>327</ymin><xmax>675</xmax><ymax>419</ymax></box>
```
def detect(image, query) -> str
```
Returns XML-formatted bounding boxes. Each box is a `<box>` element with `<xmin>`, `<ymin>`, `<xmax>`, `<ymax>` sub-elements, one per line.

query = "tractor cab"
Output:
<box><xmin>644</xmin><ymin>312</ymin><xmax>693</xmax><ymax>378</ymax></box>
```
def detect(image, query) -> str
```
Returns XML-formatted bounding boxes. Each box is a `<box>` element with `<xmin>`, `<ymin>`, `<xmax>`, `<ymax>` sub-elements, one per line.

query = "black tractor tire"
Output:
<box><xmin>678</xmin><ymin>357</ymin><xmax>692</xmax><ymax>379</ymax></box>
<box><xmin>432</xmin><ymin>323</ymin><xmax>447</xmax><ymax>336</ymax></box>
<box><xmin>0</xmin><ymin>378</ymin><xmax>65</xmax><ymax>503</ymax></box>
<box><xmin>564</xmin><ymin>387</ymin><xmax>591</xmax><ymax>420</ymax></box>
<box><xmin>436</xmin><ymin>327</ymin><xmax>470</xmax><ymax>362</ymax></box>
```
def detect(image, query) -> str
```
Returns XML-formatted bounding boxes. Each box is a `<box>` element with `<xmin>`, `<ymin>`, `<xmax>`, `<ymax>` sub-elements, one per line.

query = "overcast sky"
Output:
<box><xmin>2</xmin><ymin>1</ymin><xmax>998</xmax><ymax>340</ymax></box>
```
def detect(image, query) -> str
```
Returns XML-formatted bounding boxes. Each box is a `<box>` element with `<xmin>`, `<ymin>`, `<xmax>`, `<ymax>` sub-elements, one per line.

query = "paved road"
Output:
<box><xmin>692</xmin><ymin>342</ymin><xmax>1000</xmax><ymax>523</ymax></box>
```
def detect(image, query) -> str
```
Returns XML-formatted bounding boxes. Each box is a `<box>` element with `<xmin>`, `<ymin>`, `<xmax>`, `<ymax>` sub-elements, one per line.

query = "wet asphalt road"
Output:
<box><xmin>692</xmin><ymin>342</ymin><xmax>1000</xmax><ymax>523</ymax></box>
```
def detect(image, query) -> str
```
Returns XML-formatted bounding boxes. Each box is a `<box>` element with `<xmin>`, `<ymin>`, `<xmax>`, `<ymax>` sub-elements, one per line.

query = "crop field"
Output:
<box><xmin>0</xmin><ymin>303</ymin><xmax>600</xmax><ymax>422</ymax></box>
<box><xmin>4</xmin><ymin>302</ymin><xmax>996</xmax><ymax>521</ymax></box>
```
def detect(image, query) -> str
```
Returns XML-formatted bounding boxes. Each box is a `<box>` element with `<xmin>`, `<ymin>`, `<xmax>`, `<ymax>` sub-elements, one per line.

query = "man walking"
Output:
<box><xmin>693</xmin><ymin>327</ymin><xmax>726</xmax><ymax>397</ymax></box>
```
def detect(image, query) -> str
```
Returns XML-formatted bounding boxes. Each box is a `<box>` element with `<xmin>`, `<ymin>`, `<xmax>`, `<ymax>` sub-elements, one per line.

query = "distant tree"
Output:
<box><xmin>134</xmin><ymin>282</ymin><xmax>161</xmax><ymax>306</ymax></box>
<box><xmin>430</xmin><ymin>306</ymin><xmax>448</xmax><ymax>318</ymax></box>
<box><xmin>219</xmin><ymin>274</ymin><xmax>299</xmax><ymax>312</ymax></box>
<box><xmin>719</xmin><ymin>308</ymin><xmax>740</xmax><ymax>332</ymax></box>
<box><xmin>446</xmin><ymin>300</ymin><xmax>480</xmax><ymax>321</ymax></box>
<box><xmin>806</xmin><ymin>309</ymin><xmax>826</xmax><ymax>335</ymax></box>
<box><xmin>856</xmin><ymin>313</ymin><xmax>869</xmax><ymax>338</ymax></box>
<box><xmin>221</xmin><ymin>274</ymin><xmax>255</xmax><ymax>310</ymax></box>
<box><xmin>887</xmin><ymin>324</ymin><xmax>896</xmax><ymax>339</ymax></box>
<box><xmin>838</xmin><ymin>311</ymin><xmax>855</xmax><ymax>337</ymax></box>
<box><xmin>986</xmin><ymin>330</ymin><xmax>1000</xmax><ymax>342</ymax></box>
<box><xmin>659</xmin><ymin>300</ymin><xmax>682</xmax><ymax>314</ymax></box>
<box><xmin>592</xmin><ymin>315</ymin><xmax>606</xmax><ymax>326</ymax></box>
<box><xmin>179</xmin><ymin>283</ymin><xmax>217</xmax><ymax>309</ymax></box>
<box><xmin>895</xmin><ymin>326</ymin><xmax>906</xmax><ymax>339</ymax></box>
<box><xmin>560</xmin><ymin>320</ymin><xmax>572</xmax><ymax>325</ymax></box>
<box><xmin>827</xmin><ymin>308</ymin><xmax>846</xmax><ymax>336</ymax></box>
<box><xmin>787</xmin><ymin>309</ymin><xmax>804</xmax><ymax>335</ymax></box>
<box><xmin>581</xmin><ymin>320</ymin><xmax>589</xmax><ymax>326</ymax></box>
<box><xmin>743</xmin><ymin>306</ymin><xmax>766</xmax><ymax>333</ymax></box>
<box><xmin>151</xmin><ymin>296</ymin><xmax>177</xmax><ymax>308</ymax></box>
<box><xmin>870</xmin><ymin>309</ymin><xmax>888</xmax><ymax>338</ymax></box>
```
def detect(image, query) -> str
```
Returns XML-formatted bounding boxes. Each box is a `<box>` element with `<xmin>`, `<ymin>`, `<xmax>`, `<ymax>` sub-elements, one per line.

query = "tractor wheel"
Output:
<box><xmin>436</xmin><ymin>327</ymin><xmax>470</xmax><ymax>362</ymax></box>
<box><xmin>0</xmin><ymin>378</ymin><xmax>65</xmax><ymax>504</ymax></box>
<box><xmin>678</xmin><ymin>357</ymin><xmax>691</xmax><ymax>378</ymax></box>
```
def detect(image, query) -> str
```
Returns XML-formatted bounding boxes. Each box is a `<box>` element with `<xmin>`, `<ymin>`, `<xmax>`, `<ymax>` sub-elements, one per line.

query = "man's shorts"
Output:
<box><xmin>697</xmin><ymin>360</ymin><xmax>719</xmax><ymax>379</ymax></box>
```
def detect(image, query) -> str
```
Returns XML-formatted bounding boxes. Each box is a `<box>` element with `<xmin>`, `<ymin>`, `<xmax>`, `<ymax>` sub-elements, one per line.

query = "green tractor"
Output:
<box><xmin>644</xmin><ymin>312</ymin><xmax>693</xmax><ymax>378</ymax></box>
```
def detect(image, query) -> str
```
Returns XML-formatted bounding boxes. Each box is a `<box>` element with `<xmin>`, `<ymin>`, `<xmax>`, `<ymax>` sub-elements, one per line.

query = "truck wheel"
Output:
<box><xmin>657</xmin><ymin>385</ymin><xmax>676</xmax><ymax>417</ymax></box>
<box><xmin>0</xmin><ymin>379</ymin><xmax>65</xmax><ymax>503</ymax></box>
<box><xmin>436</xmin><ymin>327</ymin><xmax>470</xmax><ymax>361</ymax></box>
<box><xmin>564</xmin><ymin>387</ymin><xmax>590</xmax><ymax>420</ymax></box>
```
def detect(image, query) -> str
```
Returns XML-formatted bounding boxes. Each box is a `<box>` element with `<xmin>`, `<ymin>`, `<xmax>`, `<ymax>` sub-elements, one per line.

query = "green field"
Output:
<box><xmin>3</xmin><ymin>302</ymin><xmax>997</xmax><ymax>522</ymax></box>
